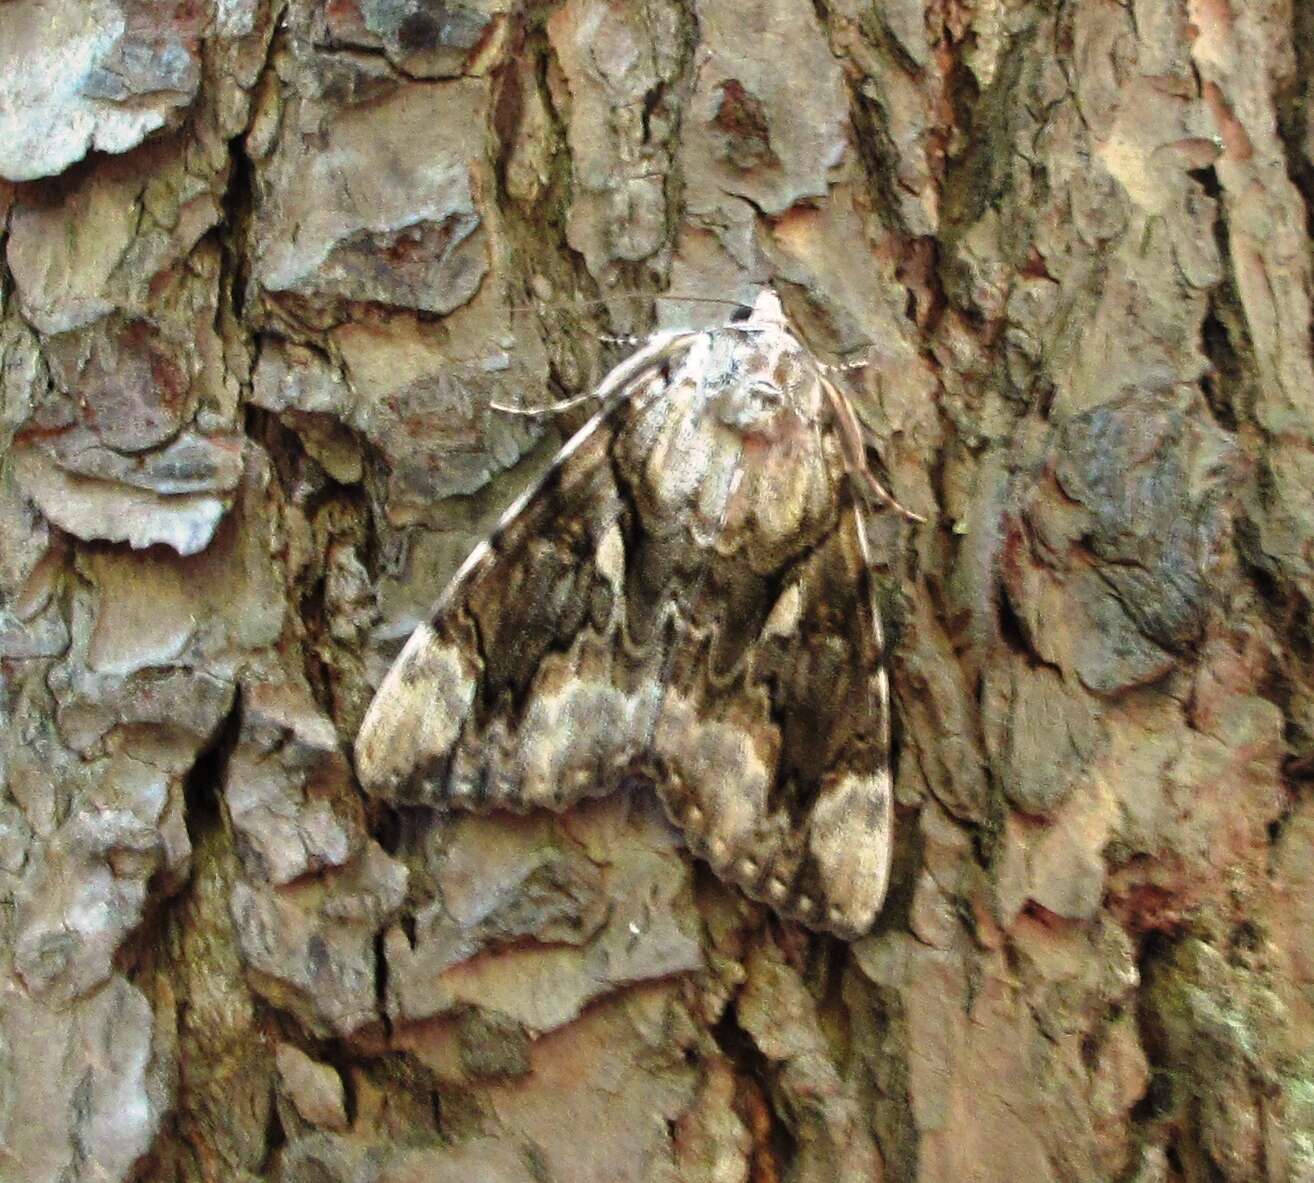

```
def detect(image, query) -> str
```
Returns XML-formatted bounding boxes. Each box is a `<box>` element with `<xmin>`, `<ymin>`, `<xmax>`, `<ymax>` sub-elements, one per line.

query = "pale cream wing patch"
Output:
<box><xmin>355</xmin><ymin>622</ymin><xmax>480</xmax><ymax>802</ymax></box>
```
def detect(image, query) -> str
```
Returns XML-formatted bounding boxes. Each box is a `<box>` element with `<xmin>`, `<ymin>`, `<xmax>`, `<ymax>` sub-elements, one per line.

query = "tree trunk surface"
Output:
<box><xmin>2</xmin><ymin>1</ymin><xmax>1312</xmax><ymax>1180</ymax></box>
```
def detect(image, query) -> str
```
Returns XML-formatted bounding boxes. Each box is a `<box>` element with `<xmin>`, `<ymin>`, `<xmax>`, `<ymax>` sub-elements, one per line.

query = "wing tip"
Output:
<box><xmin>671</xmin><ymin>809</ymin><xmax>884</xmax><ymax>941</ymax></box>
<box><xmin>352</xmin><ymin>695</ymin><xmax>393</xmax><ymax>797</ymax></box>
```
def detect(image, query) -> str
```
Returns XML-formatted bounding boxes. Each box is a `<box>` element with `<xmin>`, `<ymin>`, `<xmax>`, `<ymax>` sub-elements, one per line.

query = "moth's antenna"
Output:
<box><xmin>429</xmin><ymin>292</ymin><xmax>752</xmax><ymax>372</ymax></box>
<box><xmin>489</xmin><ymin>389</ymin><xmax>602</xmax><ymax>417</ymax></box>
<box><xmin>524</xmin><ymin>292</ymin><xmax>753</xmax><ymax>315</ymax></box>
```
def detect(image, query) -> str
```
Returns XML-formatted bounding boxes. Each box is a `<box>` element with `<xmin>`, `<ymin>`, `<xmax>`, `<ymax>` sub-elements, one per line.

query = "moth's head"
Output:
<box><xmin>735</xmin><ymin>288</ymin><xmax>788</xmax><ymax>330</ymax></box>
<box><xmin>709</xmin><ymin>290</ymin><xmax>820</xmax><ymax>438</ymax></box>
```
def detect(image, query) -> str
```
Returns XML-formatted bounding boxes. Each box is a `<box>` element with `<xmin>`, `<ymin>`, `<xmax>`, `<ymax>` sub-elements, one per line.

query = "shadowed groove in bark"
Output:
<box><xmin>1275</xmin><ymin>3</ymin><xmax>1314</xmax><ymax>245</ymax></box>
<box><xmin>143</xmin><ymin>696</ymin><xmax>278</xmax><ymax>1180</ymax></box>
<box><xmin>1192</xmin><ymin>136</ymin><xmax>1314</xmax><ymax>778</ymax></box>
<box><xmin>180</xmin><ymin>692</ymin><xmax>245</xmax><ymax>859</ymax></box>
<box><xmin>1191</xmin><ymin>157</ymin><xmax>1249</xmax><ymax>438</ymax></box>
<box><xmin>220</xmin><ymin>128</ymin><xmax>258</xmax><ymax>325</ymax></box>
<box><xmin>710</xmin><ymin>1001</ymin><xmax>799</xmax><ymax>1180</ymax></box>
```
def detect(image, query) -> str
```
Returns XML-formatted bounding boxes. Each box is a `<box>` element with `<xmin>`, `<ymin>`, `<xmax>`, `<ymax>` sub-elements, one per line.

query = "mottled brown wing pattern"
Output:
<box><xmin>354</xmin><ymin>332</ymin><xmax>692</xmax><ymax>812</ymax></box>
<box><xmin>355</xmin><ymin>291</ymin><xmax>905</xmax><ymax>939</ymax></box>
<box><xmin>651</xmin><ymin>503</ymin><xmax>892</xmax><ymax>937</ymax></box>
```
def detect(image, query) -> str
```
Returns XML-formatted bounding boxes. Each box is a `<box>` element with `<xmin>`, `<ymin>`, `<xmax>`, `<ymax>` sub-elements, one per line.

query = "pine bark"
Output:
<box><xmin>1</xmin><ymin>1</ymin><xmax>1312</xmax><ymax>1181</ymax></box>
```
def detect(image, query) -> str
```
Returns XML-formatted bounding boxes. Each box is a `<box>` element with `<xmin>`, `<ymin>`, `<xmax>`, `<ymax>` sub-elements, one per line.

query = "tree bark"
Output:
<box><xmin>1</xmin><ymin>1</ymin><xmax>1312</xmax><ymax>1181</ymax></box>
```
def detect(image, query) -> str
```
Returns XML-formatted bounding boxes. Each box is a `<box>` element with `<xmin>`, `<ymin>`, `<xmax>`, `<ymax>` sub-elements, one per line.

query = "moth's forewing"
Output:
<box><xmin>355</xmin><ymin>329</ymin><xmax>696</xmax><ymax>802</ymax></box>
<box><xmin>627</xmin><ymin>329</ymin><xmax>893</xmax><ymax>937</ymax></box>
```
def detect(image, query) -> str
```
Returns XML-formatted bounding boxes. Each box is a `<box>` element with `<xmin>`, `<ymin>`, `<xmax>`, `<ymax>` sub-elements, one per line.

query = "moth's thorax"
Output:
<box><xmin>701</xmin><ymin>317</ymin><xmax>826</xmax><ymax>442</ymax></box>
<box><xmin>619</xmin><ymin>303</ymin><xmax>841</xmax><ymax>564</ymax></box>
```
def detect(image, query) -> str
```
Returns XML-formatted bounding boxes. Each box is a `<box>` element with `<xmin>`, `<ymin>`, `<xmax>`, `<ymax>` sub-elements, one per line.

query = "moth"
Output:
<box><xmin>354</xmin><ymin>290</ymin><xmax>922</xmax><ymax>938</ymax></box>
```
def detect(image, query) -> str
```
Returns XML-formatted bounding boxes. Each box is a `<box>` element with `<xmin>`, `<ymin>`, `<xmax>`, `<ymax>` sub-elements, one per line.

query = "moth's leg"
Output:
<box><xmin>856</xmin><ymin>467</ymin><xmax>926</xmax><ymax>524</ymax></box>
<box><xmin>819</xmin><ymin>374</ymin><xmax>926</xmax><ymax>524</ymax></box>
<box><xmin>489</xmin><ymin>390</ymin><xmax>605</xmax><ymax>417</ymax></box>
<box><xmin>491</xmin><ymin>328</ymin><xmax>701</xmax><ymax>417</ymax></box>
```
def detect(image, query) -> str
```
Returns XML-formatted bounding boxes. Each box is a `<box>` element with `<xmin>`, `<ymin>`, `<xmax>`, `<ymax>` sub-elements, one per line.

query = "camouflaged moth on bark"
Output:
<box><xmin>355</xmin><ymin>290</ymin><xmax>922</xmax><ymax>939</ymax></box>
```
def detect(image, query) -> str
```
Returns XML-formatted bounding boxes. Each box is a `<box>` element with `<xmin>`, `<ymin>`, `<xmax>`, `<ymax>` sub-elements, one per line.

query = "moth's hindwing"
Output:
<box><xmin>355</xmin><ymin>294</ymin><xmax>895</xmax><ymax>939</ymax></box>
